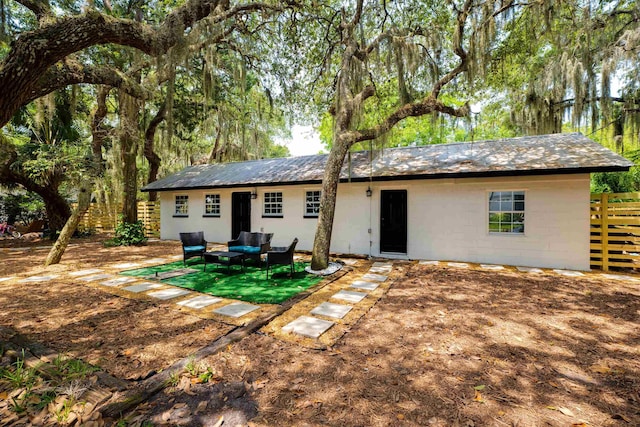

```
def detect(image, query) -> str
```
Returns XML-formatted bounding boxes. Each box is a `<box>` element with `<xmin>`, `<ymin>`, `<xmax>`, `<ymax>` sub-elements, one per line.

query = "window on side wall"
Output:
<box><xmin>488</xmin><ymin>191</ymin><xmax>524</xmax><ymax>234</ymax></box>
<box><xmin>174</xmin><ymin>195</ymin><xmax>189</xmax><ymax>216</ymax></box>
<box><xmin>204</xmin><ymin>194</ymin><xmax>220</xmax><ymax>217</ymax></box>
<box><xmin>263</xmin><ymin>191</ymin><xmax>283</xmax><ymax>217</ymax></box>
<box><xmin>304</xmin><ymin>190</ymin><xmax>321</xmax><ymax>217</ymax></box>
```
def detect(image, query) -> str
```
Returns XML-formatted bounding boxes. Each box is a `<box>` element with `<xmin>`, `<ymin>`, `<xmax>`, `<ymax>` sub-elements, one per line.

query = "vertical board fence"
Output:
<box><xmin>591</xmin><ymin>192</ymin><xmax>640</xmax><ymax>271</ymax></box>
<box><xmin>77</xmin><ymin>201</ymin><xmax>160</xmax><ymax>238</ymax></box>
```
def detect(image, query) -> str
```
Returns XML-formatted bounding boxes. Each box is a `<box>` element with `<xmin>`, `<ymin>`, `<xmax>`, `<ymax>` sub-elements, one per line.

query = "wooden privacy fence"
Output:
<box><xmin>591</xmin><ymin>192</ymin><xmax>640</xmax><ymax>271</ymax></box>
<box><xmin>77</xmin><ymin>201</ymin><xmax>160</xmax><ymax>238</ymax></box>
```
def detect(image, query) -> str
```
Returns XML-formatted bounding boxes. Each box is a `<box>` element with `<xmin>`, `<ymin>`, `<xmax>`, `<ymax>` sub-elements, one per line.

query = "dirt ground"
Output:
<box><xmin>1</xmin><ymin>235</ymin><xmax>639</xmax><ymax>426</ymax></box>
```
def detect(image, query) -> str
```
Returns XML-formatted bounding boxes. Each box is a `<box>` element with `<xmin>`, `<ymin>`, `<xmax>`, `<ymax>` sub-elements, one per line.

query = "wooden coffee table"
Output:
<box><xmin>203</xmin><ymin>251</ymin><xmax>245</xmax><ymax>273</ymax></box>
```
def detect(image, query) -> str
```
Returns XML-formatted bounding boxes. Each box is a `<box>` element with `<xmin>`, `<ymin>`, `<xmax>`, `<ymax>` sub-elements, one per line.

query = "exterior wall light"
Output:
<box><xmin>366</xmin><ymin>186</ymin><xmax>372</xmax><ymax>197</ymax></box>
<box><xmin>251</xmin><ymin>191</ymin><xmax>258</xmax><ymax>199</ymax></box>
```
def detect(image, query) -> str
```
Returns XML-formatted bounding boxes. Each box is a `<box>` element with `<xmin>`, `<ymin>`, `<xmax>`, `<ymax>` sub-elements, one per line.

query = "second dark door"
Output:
<box><xmin>380</xmin><ymin>190</ymin><xmax>407</xmax><ymax>253</ymax></box>
<box><xmin>231</xmin><ymin>192</ymin><xmax>251</xmax><ymax>239</ymax></box>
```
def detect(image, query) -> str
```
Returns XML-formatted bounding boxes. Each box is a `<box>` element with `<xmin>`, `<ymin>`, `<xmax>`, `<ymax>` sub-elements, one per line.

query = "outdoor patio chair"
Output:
<box><xmin>179</xmin><ymin>231</ymin><xmax>207</xmax><ymax>265</ymax></box>
<box><xmin>265</xmin><ymin>238</ymin><xmax>298</xmax><ymax>280</ymax></box>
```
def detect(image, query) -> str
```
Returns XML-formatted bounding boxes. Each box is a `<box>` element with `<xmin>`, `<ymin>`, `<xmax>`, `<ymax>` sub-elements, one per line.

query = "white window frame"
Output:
<box><xmin>204</xmin><ymin>193</ymin><xmax>221</xmax><ymax>217</ymax></box>
<box><xmin>174</xmin><ymin>194</ymin><xmax>189</xmax><ymax>216</ymax></box>
<box><xmin>488</xmin><ymin>190</ymin><xmax>525</xmax><ymax>234</ymax></box>
<box><xmin>304</xmin><ymin>190</ymin><xmax>321</xmax><ymax>217</ymax></box>
<box><xmin>263</xmin><ymin>191</ymin><xmax>283</xmax><ymax>217</ymax></box>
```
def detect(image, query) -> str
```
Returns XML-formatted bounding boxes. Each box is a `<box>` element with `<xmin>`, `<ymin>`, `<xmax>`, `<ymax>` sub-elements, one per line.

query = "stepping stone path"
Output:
<box><xmin>361</xmin><ymin>273</ymin><xmax>388</xmax><ymax>282</ymax></box>
<box><xmin>213</xmin><ymin>302</ymin><xmax>259</xmax><ymax>318</ymax></box>
<box><xmin>79</xmin><ymin>273</ymin><xmax>113</xmax><ymax>282</ymax></box>
<box><xmin>350</xmin><ymin>280</ymin><xmax>379</xmax><ymax>291</ymax></box>
<box><xmin>480</xmin><ymin>264</ymin><xmax>505</xmax><ymax>271</ymax></box>
<box><xmin>282</xmin><ymin>316</ymin><xmax>335</xmax><ymax>338</ymax></box>
<box><xmin>19</xmin><ymin>275</ymin><xmax>59</xmax><ymax>283</ymax></box>
<box><xmin>177</xmin><ymin>295</ymin><xmax>222</xmax><ymax>309</ymax></box>
<box><xmin>553</xmin><ymin>269</ymin><xmax>584</xmax><ymax>277</ymax></box>
<box><xmin>419</xmin><ymin>260</ymin><xmax>439</xmax><ymax>266</ymax></box>
<box><xmin>147</xmin><ymin>288</ymin><xmax>191</xmax><ymax>300</ymax></box>
<box><xmin>68</xmin><ymin>268</ymin><xmax>103</xmax><ymax>277</ymax></box>
<box><xmin>101</xmin><ymin>277</ymin><xmax>137</xmax><ymax>287</ymax></box>
<box><xmin>123</xmin><ymin>282</ymin><xmax>164</xmax><ymax>293</ymax></box>
<box><xmin>310</xmin><ymin>302</ymin><xmax>352</xmax><ymax>319</ymax></box>
<box><xmin>341</xmin><ymin>259</ymin><xmax>359</xmax><ymax>266</ymax></box>
<box><xmin>332</xmin><ymin>290</ymin><xmax>367</xmax><ymax>303</ymax></box>
<box><xmin>516</xmin><ymin>266</ymin><xmax>544</xmax><ymax>274</ymax></box>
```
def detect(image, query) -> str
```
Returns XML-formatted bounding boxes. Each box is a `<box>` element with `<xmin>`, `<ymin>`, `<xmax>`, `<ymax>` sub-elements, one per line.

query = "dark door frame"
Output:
<box><xmin>380</xmin><ymin>189</ymin><xmax>408</xmax><ymax>253</ymax></box>
<box><xmin>231</xmin><ymin>192</ymin><xmax>252</xmax><ymax>239</ymax></box>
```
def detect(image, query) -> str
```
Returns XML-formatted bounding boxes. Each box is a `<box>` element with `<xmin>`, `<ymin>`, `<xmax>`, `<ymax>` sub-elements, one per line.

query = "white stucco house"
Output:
<box><xmin>142</xmin><ymin>133</ymin><xmax>632</xmax><ymax>270</ymax></box>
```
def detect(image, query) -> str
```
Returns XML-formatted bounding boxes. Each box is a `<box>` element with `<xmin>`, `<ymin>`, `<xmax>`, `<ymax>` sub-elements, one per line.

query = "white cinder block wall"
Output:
<box><xmin>159</xmin><ymin>173</ymin><xmax>591</xmax><ymax>270</ymax></box>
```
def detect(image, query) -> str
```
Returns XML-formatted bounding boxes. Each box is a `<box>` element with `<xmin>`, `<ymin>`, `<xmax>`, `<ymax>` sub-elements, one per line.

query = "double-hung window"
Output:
<box><xmin>174</xmin><ymin>195</ymin><xmax>189</xmax><ymax>216</ymax></box>
<box><xmin>204</xmin><ymin>194</ymin><xmax>220</xmax><ymax>217</ymax></box>
<box><xmin>488</xmin><ymin>191</ymin><xmax>525</xmax><ymax>234</ymax></box>
<box><xmin>263</xmin><ymin>192</ymin><xmax>283</xmax><ymax>217</ymax></box>
<box><xmin>304</xmin><ymin>190</ymin><xmax>321</xmax><ymax>217</ymax></box>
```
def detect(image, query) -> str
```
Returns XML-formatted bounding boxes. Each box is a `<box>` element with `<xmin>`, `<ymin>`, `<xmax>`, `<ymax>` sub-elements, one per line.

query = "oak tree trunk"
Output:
<box><xmin>119</xmin><ymin>90</ymin><xmax>140</xmax><ymax>223</ymax></box>
<box><xmin>144</xmin><ymin>103</ymin><xmax>166</xmax><ymax>202</ymax></box>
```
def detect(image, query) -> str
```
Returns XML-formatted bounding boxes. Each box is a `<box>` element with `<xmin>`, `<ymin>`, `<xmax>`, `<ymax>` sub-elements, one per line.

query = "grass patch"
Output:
<box><xmin>121</xmin><ymin>260</ymin><xmax>322</xmax><ymax>304</ymax></box>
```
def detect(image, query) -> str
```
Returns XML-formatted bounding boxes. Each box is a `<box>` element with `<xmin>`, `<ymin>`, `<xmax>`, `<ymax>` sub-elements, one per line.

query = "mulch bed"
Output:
<box><xmin>1</xmin><ymin>235</ymin><xmax>639</xmax><ymax>426</ymax></box>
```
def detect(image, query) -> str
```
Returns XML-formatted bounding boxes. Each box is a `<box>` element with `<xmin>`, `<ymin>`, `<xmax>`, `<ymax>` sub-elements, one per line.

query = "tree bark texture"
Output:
<box><xmin>119</xmin><ymin>90</ymin><xmax>140</xmax><ymax>223</ymax></box>
<box><xmin>44</xmin><ymin>182</ymin><xmax>91</xmax><ymax>266</ymax></box>
<box><xmin>310</xmin><ymin>139</ymin><xmax>350</xmax><ymax>270</ymax></box>
<box><xmin>144</xmin><ymin>103</ymin><xmax>166</xmax><ymax>202</ymax></box>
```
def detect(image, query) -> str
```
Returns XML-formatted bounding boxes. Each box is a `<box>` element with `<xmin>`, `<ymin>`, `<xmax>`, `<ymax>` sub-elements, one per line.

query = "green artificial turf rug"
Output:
<box><xmin>121</xmin><ymin>260</ymin><xmax>322</xmax><ymax>304</ymax></box>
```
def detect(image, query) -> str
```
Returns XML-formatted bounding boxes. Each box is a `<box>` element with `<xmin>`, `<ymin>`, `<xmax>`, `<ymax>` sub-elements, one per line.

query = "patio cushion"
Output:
<box><xmin>184</xmin><ymin>245</ymin><xmax>206</xmax><ymax>252</ymax></box>
<box><xmin>229</xmin><ymin>245</ymin><xmax>262</xmax><ymax>254</ymax></box>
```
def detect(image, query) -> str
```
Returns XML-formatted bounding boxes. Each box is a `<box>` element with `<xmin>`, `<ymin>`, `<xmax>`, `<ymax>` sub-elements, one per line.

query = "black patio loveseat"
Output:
<box><xmin>227</xmin><ymin>231</ymin><xmax>273</xmax><ymax>267</ymax></box>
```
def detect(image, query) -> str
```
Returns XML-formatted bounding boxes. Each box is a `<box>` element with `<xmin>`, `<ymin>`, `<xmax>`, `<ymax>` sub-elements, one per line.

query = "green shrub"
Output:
<box><xmin>104</xmin><ymin>218</ymin><xmax>147</xmax><ymax>246</ymax></box>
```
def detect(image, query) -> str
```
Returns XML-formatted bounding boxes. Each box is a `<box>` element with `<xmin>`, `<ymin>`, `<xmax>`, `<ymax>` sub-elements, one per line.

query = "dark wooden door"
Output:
<box><xmin>380</xmin><ymin>190</ymin><xmax>407</xmax><ymax>253</ymax></box>
<box><xmin>232</xmin><ymin>192</ymin><xmax>251</xmax><ymax>239</ymax></box>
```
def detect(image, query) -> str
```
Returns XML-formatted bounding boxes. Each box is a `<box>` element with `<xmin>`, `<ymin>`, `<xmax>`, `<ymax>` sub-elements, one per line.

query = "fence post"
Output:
<box><xmin>601</xmin><ymin>194</ymin><xmax>609</xmax><ymax>272</ymax></box>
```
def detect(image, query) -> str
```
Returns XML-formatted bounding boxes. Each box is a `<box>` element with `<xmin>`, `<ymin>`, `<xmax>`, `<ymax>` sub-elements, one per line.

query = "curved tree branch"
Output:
<box><xmin>14</xmin><ymin>0</ymin><xmax>52</xmax><ymax>22</ymax></box>
<box><xmin>0</xmin><ymin>0</ymin><xmax>281</xmax><ymax>128</ymax></box>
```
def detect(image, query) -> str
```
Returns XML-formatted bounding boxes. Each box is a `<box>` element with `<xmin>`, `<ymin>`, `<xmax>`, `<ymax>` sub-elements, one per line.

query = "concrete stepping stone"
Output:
<box><xmin>332</xmin><ymin>290</ymin><xmax>367</xmax><ymax>303</ymax></box>
<box><xmin>480</xmin><ymin>264</ymin><xmax>505</xmax><ymax>271</ymax></box>
<box><xmin>419</xmin><ymin>260</ymin><xmax>439</xmax><ymax>266</ymax></box>
<box><xmin>68</xmin><ymin>268</ymin><xmax>103</xmax><ymax>277</ymax></box>
<box><xmin>142</xmin><ymin>258</ymin><xmax>167</xmax><ymax>264</ymax></box>
<box><xmin>516</xmin><ymin>266</ymin><xmax>543</xmax><ymax>274</ymax></box>
<box><xmin>170</xmin><ymin>255</ymin><xmax>183</xmax><ymax>260</ymax></box>
<box><xmin>361</xmin><ymin>273</ymin><xmax>387</xmax><ymax>282</ymax></box>
<box><xmin>372</xmin><ymin>261</ymin><xmax>393</xmax><ymax>268</ymax></box>
<box><xmin>177</xmin><ymin>295</ymin><xmax>222</xmax><ymax>309</ymax></box>
<box><xmin>111</xmin><ymin>262</ymin><xmax>142</xmax><ymax>269</ymax></box>
<box><xmin>123</xmin><ymin>282</ymin><xmax>164</xmax><ymax>293</ymax></box>
<box><xmin>19</xmin><ymin>275</ymin><xmax>59</xmax><ymax>283</ymax></box>
<box><xmin>553</xmin><ymin>269</ymin><xmax>584</xmax><ymax>277</ymax></box>
<box><xmin>146</xmin><ymin>268</ymin><xmax>199</xmax><ymax>280</ymax></box>
<box><xmin>341</xmin><ymin>259</ymin><xmax>359</xmax><ymax>266</ymax></box>
<box><xmin>148</xmin><ymin>288</ymin><xmax>191</xmax><ymax>300</ymax></box>
<box><xmin>282</xmin><ymin>315</ymin><xmax>335</xmax><ymax>338</ymax></box>
<box><xmin>350</xmin><ymin>280</ymin><xmax>379</xmax><ymax>291</ymax></box>
<box><xmin>310</xmin><ymin>302</ymin><xmax>352</xmax><ymax>319</ymax></box>
<box><xmin>101</xmin><ymin>277</ymin><xmax>137</xmax><ymax>287</ymax></box>
<box><xmin>448</xmin><ymin>262</ymin><xmax>469</xmax><ymax>268</ymax></box>
<box><xmin>79</xmin><ymin>273</ymin><xmax>113</xmax><ymax>282</ymax></box>
<box><xmin>0</xmin><ymin>276</ymin><xmax>16</xmax><ymax>283</ymax></box>
<box><xmin>369</xmin><ymin>266</ymin><xmax>392</xmax><ymax>274</ymax></box>
<box><xmin>600</xmin><ymin>273</ymin><xmax>640</xmax><ymax>281</ymax></box>
<box><xmin>213</xmin><ymin>302</ymin><xmax>259</xmax><ymax>318</ymax></box>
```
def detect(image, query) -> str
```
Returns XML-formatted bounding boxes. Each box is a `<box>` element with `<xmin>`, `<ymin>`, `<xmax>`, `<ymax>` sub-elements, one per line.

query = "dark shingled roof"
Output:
<box><xmin>142</xmin><ymin>133</ymin><xmax>633</xmax><ymax>192</ymax></box>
